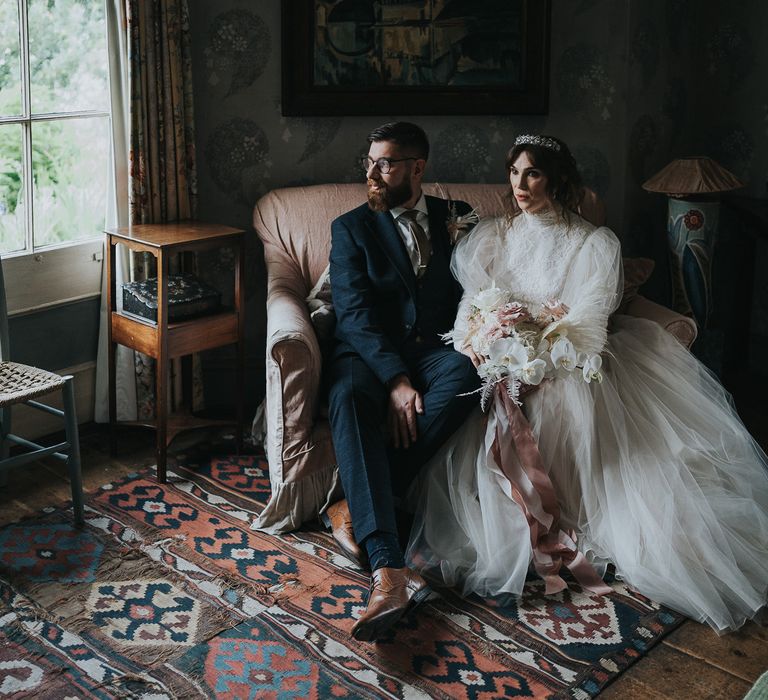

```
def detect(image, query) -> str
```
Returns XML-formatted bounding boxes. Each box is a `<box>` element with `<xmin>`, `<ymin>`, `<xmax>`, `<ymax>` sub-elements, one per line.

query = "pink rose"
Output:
<box><xmin>497</xmin><ymin>302</ymin><xmax>531</xmax><ymax>326</ymax></box>
<box><xmin>484</xmin><ymin>325</ymin><xmax>506</xmax><ymax>344</ymax></box>
<box><xmin>538</xmin><ymin>299</ymin><xmax>569</xmax><ymax>323</ymax></box>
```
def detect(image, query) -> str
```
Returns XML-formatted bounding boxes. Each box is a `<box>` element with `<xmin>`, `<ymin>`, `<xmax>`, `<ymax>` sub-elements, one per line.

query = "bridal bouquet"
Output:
<box><xmin>448</xmin><ymin>287</ymin><xmax>604</xmax><ymax>409</ymax></box>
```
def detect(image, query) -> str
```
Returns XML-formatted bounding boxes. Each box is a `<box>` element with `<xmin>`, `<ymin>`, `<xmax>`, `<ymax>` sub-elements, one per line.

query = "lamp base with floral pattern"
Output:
<box><xmin>666</xmin><ymin>197</ymin><xmax>719</xmax><ymax>328</ymax></box>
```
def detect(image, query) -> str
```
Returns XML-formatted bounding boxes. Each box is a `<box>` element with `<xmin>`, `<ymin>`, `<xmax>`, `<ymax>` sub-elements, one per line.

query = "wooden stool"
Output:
<box><xmin>106</xmin><ymin>221</ymin><xmax>245</xmax><ymax>482</ymax></box>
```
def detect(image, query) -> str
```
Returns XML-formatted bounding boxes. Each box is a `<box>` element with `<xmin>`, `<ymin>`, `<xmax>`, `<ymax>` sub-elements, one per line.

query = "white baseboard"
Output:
<box><xmin>8</xmin><ymin>362</ymin><xmax>96</xmax><ymax>440</ymax></box>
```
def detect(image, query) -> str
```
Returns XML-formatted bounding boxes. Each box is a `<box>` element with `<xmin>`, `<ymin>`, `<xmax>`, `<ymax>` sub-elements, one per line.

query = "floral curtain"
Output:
<box><xmin>127</xmin><ymin>0</ymin><xmax>200</xmax><ymax>420</ymax></box>
<box><xmin>128</xmin><ymin>0</ymin><xmax>197</xmax><ymax>224</ymax></box>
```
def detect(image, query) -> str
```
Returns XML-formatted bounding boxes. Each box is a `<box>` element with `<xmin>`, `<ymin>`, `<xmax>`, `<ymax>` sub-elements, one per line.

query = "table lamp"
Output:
<box><xmin>642</xmin><ymin>157</ymin><xmax>743</xmax><ymax>327</ymax></box>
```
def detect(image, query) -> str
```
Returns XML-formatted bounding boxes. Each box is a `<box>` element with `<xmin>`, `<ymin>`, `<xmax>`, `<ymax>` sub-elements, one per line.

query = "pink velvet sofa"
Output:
<box><xmin>251</xmin><ymin>183</ymin><xmax>697</xmax><ymax>533</ymax></box>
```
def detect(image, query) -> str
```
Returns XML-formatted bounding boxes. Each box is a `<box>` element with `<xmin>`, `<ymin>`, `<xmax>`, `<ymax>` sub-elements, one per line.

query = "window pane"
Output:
<box><xmin>0</xmin><ymin>1</ymin><xmax>23</xmax><ymax>117</ymax></box>
<box><xmin>32</xmin><ymin>116</ymin><xmax>108</xmax><ymax>247</ymax></box>
<box><xmin>28</xmin><ymin>0</ymin><xmax>108</xmax><ymax>114</ymax></box>
<box><xmin>0</xmin><ymin>124</ymin><xmax>26</xmax><ymax>254</ymax></box>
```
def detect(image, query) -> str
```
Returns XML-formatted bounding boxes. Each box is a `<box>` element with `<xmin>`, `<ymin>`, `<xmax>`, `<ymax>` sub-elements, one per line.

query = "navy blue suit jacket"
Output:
<box><xmin>329</xmin><ymin>195</ymin><xmax>473</xmax><ymax>386</ymax></box>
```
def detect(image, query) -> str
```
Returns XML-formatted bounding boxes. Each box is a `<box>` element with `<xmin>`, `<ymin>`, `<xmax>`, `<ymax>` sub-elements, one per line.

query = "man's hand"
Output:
<box><xmin>387</xmin><ymin>374</ymin><xmax>423</xmax><ymax>449</ymax></box>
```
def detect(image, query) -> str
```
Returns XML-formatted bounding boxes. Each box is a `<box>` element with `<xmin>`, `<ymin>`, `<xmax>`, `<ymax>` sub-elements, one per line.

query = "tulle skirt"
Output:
<box><xmin>406</xmin><ymin>315</ymin><xmax>768</xmax><ymax>633</ymax></box>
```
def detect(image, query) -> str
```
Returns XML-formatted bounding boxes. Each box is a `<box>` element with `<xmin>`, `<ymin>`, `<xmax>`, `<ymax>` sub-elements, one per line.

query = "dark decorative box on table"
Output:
<box><xmin>121</xmin><ymin>273</ymin><xmax>221</xmax><ymax>322</ymax></box>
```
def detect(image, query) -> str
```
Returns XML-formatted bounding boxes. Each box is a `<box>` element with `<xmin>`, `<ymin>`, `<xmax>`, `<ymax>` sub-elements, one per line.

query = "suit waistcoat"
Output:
<box><xmin>407</xmin><ymin>228</ymin><xmax>457</xmax><ymax>349</ymax></box>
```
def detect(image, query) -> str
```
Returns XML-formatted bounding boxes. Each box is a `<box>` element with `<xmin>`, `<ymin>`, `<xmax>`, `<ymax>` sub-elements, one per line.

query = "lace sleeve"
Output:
<box><xmin>541</xmin><ymin>226</ymin><xmax>623</xmax><ymax>355</ymax></box>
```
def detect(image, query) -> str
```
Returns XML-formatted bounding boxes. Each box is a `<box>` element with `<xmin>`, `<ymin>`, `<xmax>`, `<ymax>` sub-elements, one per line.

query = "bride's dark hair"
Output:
<box><xmin>504</xmin><ymin>135</ymin><xmax>584</xmax><ymax>223</ymax></box>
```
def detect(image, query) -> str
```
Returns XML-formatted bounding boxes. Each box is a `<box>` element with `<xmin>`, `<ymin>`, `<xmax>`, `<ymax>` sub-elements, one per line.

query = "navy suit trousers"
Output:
<box><xmin>327</xmin><ymin>345</ymin><xmax>480</xmax><ymax>543</ymax></box>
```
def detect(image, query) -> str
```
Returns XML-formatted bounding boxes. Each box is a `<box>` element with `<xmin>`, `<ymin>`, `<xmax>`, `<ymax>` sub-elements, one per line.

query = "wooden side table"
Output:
<box><xmin>106</xmin><ymin>221</ymin><xmax>245</xmax><ymax>482</ymax></box>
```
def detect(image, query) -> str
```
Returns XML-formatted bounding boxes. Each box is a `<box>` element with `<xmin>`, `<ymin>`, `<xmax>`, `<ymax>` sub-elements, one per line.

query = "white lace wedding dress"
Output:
<box><xmin>405</xmin><ymin>206</ymin><xmax>768</xmax><ymax>633</ymax></box>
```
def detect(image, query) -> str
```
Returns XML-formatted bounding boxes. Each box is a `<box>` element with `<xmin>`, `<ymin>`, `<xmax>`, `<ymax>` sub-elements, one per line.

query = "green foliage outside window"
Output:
<box><xmin>0</xmin><ymin>0</ymin><xmax>109</xmax><ymax>253</ymax></box>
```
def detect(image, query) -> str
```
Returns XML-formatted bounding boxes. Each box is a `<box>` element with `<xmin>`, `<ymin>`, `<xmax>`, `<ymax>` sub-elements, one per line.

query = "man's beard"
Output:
<box><xmin>367</xmin><ymin>178</ymin><xmax>413</xmax><ymax>212</ymax></box>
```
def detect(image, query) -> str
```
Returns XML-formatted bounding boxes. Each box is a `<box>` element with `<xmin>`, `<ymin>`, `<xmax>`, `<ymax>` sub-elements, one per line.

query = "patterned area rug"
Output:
<box><xmin>0</xmin><ymin>453</ymin><xmax>683</xmax><ymax>699</ymax></box>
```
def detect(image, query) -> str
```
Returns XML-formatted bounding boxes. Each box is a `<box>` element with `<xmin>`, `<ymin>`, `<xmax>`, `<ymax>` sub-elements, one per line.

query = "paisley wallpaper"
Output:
<box><xmin>186</xmin><ymin>0</ymin><xmax>768</xmax><ymax>403</ymax></box>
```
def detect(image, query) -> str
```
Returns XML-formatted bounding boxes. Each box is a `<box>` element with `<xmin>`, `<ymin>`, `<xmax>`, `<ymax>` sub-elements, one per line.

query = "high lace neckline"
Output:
<box><xmin>520</xmin><ymin>203</ymin><xmax>561</xmax><ymax>229</ymax></box>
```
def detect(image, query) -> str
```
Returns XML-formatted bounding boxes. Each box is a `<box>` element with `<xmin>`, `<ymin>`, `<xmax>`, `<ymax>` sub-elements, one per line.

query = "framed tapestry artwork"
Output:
<box><xmin>282</xmin><ymin>0</ymin><xmax>551</xmax><ymax>116</ymax></box>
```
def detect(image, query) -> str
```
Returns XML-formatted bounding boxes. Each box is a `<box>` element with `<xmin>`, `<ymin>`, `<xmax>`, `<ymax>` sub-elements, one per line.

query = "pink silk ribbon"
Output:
<box><xmin>489</xmin><ymin>384</ymin><xmax>612</xmax><ymax>596</ymax></box>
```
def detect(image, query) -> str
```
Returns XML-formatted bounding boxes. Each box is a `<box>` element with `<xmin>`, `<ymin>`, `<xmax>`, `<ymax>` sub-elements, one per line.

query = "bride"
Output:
<box><xmin>405</xmin><ymin>134</ymin><xmax>768</xmax><ymax>633</ymax></box>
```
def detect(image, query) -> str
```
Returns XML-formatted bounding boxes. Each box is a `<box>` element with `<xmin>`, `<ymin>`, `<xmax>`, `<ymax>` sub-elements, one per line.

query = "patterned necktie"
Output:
<box><xmin>399</xmin><ymin>209</ymin><xmax>431</xmax><ymax>277</ymax></box>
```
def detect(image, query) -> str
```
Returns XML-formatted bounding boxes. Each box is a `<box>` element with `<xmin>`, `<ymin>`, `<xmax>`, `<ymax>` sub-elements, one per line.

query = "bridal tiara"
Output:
<box><xmin>513</xmin><ymin>135</ymin><xmax>561</xmax><ymax>152</ymax></box>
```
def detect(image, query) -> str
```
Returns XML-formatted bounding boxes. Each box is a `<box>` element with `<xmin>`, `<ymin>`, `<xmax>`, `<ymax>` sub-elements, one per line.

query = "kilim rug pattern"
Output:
<box><xmin>0</xmin><ymin>453</ymin><xmax>683</xmax><ymax>699</ymax></box>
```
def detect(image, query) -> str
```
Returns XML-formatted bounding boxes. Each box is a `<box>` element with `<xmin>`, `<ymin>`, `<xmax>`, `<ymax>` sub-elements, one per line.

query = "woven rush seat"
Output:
<box><xmin>0</xmin><ymin>255</ymin><xmax>84</xmax><ymax>526</ymax></box>
<box><xmin>0</xmin><ymin>361</ymin><xmax>66</xmax><ymax>408</ymax></box>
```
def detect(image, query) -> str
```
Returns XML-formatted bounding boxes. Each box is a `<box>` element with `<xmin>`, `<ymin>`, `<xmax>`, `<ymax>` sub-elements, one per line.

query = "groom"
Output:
<box><xmin>326</xmin><ymin>121</ymin><xmax>479</xmax><ymax>641</ymax></box>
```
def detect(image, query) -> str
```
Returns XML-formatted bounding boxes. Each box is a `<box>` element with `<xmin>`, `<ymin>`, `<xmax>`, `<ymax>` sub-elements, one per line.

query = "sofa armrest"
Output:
<box><xmin>265</xmin><ymin>287</ymin><xmax>324</xmax><ymax>475</ymax></box>
<box><xmin>623</xmin><ymin>295</ymin><xmax>697</xmax><ymax>349</ymax></box>
<box><xmin>253</xmin><ymin>285</ymin><xmax>341</xmax><ymax>533</ymax></box>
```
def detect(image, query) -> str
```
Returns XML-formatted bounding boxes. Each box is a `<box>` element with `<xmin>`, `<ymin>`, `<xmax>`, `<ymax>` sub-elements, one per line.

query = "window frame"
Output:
<box><xmin>1</xmin><ymin>0</ymin><xmax>112</xmax><ymax>315</ymax></box>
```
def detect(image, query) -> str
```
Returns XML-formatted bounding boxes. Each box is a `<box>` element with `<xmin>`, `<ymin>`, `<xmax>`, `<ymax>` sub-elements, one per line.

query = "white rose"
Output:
<box><xmin>473</xmin><ymin>287</ymin><xmax>510</xmax><ymax>313</ymax></box>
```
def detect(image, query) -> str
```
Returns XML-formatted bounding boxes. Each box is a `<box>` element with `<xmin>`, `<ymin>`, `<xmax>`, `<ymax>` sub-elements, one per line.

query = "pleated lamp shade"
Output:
<box><xmin>642</xmin><ymin>157</ymin><xmax>744</xmax><ymax>196</ymax></box>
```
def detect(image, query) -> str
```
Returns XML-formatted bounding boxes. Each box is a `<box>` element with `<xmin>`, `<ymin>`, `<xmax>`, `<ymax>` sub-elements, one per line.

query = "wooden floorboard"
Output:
<box><xmin>600</xmin><ymin>673</ymin><xmax>674</xmax><ymax>699</ymax></box>
<box><xmin>663</xmin><ymin>620</ymin><xmax>768</xmax><ymax>683</ymax></box>
<box><xmin>601</xmin><ymin>644</ymin><xmax>752</xmax><ymax>699</ymax></box>
<box><xmin>741</xmin><ymin>620</ymin><xmax>768</xmax><ymax>642</ymax></box>
<box><xmin>0</xmin><ymin>424</ymin><xmax>766</xmax><ymax>697</ymax></box>
<box><xmin>0</xmin><ymin>426</ymin><xmax>157</xmax><ymax>527</ymax></box>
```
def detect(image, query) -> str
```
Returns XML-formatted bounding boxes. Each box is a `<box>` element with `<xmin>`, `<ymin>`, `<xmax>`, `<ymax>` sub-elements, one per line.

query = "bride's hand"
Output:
<box><xmin>461</xmin><ymin>344</ymin><xmax>482</xmax><ymax>368</ymax></box>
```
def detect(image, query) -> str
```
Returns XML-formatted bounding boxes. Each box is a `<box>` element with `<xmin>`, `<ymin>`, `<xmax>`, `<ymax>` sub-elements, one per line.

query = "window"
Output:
<box><xmin>0</xmin><ymin>0</ymin><xmax>110</xmax><ymax>258</ymax></box>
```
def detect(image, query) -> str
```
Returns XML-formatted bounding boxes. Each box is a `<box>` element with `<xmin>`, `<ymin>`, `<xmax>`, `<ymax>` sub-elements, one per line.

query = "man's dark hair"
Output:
<box><xmin>367</xmin><ymin>121</ymin><xmax>429</xmax><ymax>160</ymax></box>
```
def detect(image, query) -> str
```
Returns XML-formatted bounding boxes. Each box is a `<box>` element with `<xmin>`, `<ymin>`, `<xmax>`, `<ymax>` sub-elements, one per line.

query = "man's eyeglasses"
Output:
<box><xmin>360</xmin><ymin>156</ymin><xmax>417</xmax><ymax>174</ymax></box>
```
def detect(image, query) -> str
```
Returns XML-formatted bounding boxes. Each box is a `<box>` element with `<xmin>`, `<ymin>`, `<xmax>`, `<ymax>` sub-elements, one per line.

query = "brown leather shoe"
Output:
<box><xmin>321</xmin><ymin>499</ymin><xmax>368</xmax><ymax>569</ymax></box>
<box><xmin>351</xmin><ymin>567</ymin><xmax>431</xmax><ymax>642</ymax></box>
